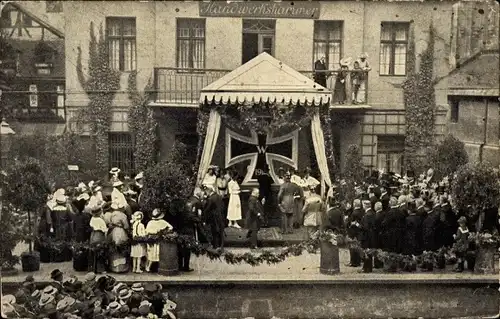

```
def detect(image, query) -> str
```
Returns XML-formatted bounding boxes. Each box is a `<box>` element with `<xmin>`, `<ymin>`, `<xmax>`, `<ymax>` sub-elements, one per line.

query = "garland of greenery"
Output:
<box><xmin>214</xmin><ymin>104</ymin><xmax>317</xmax><ymax>134</ymax></box>
<box><xmin>76</xmin><ymin>23</ymin><xmax>120</xmax><ymax>175</ymax></box>
<box><xmin>35</xmin><ymin>229</ymin><xmax>498</xmax><ymax>269</ymax></box>
<box><xmin>319</xmin><ymin>106</ymin><xmax>337</xmax><ymax>178</ymax></box>
<box><xmin>402</xmin><ymin>24</ymin><xmax>437</xmax><ymax>172</ymax></box>
<box><xmin>127</xmin><ymin>71</ymin><xmax>159</xmax><ymax>172</ymax></box>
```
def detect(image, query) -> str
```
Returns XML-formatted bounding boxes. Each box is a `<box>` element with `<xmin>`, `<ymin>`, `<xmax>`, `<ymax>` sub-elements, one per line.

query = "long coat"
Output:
<box><xmin>404</xmin><ymin>214</ymin><xmax>422</xmax><ymax>255</ymax></box>
<box><xmin>322</xmin><ymin>205</ymin><xmax>344</xmax><ymax>233</ymax></box>
<box><xmin>381</xmin><ymin>207</ymin><xmax>406</xmax><ymax>253</ymax></box>
<box><xmin>278</xmin><ymin>182</ymin><xmax>303</xmax><ymax>216</ymax></box>
<box><xmin>203</xmin><ymin>193</ymin><xmax>225</xmax><ymax>234</ymax></box>
<box><xmin>374</xmin><ymin>210</ymin><xmax>385</xmax><ymax>249</ymax></box>
<box><xmin>361</xmin><ymin>210</ymin><xmax>377</xmax><ymax>249</ymax></box>
<box><xmin>347</xmin><ymin>208</ymin><xmax>364</xmax><ymax>240</ymax></box>
<box><xmin>246</xmin><ymin>196</ymin><xmax>263</xmax><ymax>231</ymax></box>
<box><xmin>440</xmin><ymin>203</ymin><xmax>458</xmax><ymax>248</ymax></box>
<box><xmin>422</xmin><ymin>209</ymin><xmax>442</xmax><ymax>251</ymax></box>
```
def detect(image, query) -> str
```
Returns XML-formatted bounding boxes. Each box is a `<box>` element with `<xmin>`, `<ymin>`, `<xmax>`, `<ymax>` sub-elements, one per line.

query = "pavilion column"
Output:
<box><xmin>196</xmin><ymin>109</ymin><xmax>222</xmax><ymax>185</ymax></box>
<box><xmin>310</xmin><ymin>110</ymin><xmax>333</xmax><ymax>198</ymax></box>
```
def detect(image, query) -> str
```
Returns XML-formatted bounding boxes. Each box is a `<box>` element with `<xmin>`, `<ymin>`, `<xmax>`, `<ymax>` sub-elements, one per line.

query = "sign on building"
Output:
<box><xmin>199</xmin><ymin>1</ymin><xmax>320</xmax><ymax>19</ymax></box>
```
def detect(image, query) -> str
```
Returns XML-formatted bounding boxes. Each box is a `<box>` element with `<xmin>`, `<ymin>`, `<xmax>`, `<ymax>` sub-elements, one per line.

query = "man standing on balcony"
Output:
<box><xmin>353</xmin><ymin>53</ymin><xmax>371</xmax><ymax>104</ymax></box>
<box><xmin>314</xmin><ymin>56</ymin><xmax>329</xmax><ymax>88</ymax></box>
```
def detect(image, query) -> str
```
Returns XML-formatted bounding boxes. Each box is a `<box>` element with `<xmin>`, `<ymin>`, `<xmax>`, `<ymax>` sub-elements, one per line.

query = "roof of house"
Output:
<box><xmin>446</xmin><ymin>51</ymin><xmax>499</xmax><ymax>96</ymax></box>
<box><xmin>6</xmin><ymin>2</ymin><xmax>64</xmax><ymax>39</ymax></box>
<box><xmin>9</xmin><ymin>39</ymin><xmax>65</xmax><ymax>79</ymax></box>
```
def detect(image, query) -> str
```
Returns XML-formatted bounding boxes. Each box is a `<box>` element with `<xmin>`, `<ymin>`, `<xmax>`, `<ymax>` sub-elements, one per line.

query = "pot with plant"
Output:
<box><xmin>3</xmin><ymin>158</ymin><xmax>51</xmax><ymax>272</ymax></box>
<box><xmin>451</xmin><ymin>163</ymin><xmax>500</xmax><ymax>275</ymax></box>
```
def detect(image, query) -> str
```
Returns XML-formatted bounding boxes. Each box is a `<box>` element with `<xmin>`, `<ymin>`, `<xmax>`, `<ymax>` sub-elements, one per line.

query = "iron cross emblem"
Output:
<box><xmin>225</xmin><ymin>129</ymin><xmax>298</xmax><ymax>184</ymax></box>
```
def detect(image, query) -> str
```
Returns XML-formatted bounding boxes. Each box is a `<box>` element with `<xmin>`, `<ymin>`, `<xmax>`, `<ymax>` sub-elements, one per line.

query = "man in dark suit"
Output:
<box><xmin>373</xmin><ymin>201</ymin><xmax>385</xmax><ymax>268</ymax></box>
<box><xmin>246</xmin><ymin>188</ymin><xmax>264</xmax><ymax>249</ymax></box>
<box><xmin>203</xmin><ymin>187</ymin><xmax>226</xmax><ymax>249</ymax></box>
<box><xmin>347</xmin><ymin>199</ymin><xmax>364</xmax><ymax>267</ymax></box>
<box><xmin>404</xmin><ymin>201</ymin><xmax>423</xmax><ymax>256</ymax></box>
<box><xmin>440</xmin><ymin>195</ymin><xmax>458</xmax><ymax>248</ymax></box>
<box><xmin>361</xmin><ymin>200</ymin><xmax>377</xmax><ymax>272</ymax></box>
<box><xmin>177</xmin><ymin>190</ymin><xmax>204</xmax><ymax>272</ymax></box>
<box><xmin>381</xmin><ymin>197</ymin><xmax>406</xmax><ymax>253</ymax></box>
<box><xmin>379</xmin><ymin>182</ymin><xmax>390</xmax><ymax>211</ymax></box>
<box><xmin>422</xmin><ymin>197</ymin><xmax>443</xmax><ymax>252</ymax></box>
<box><xmin>314</xmin><ymin>56</ymin><xmax>329</xmax><ymax>87</ymax></box>
<box><xmin>322</xmin><ymin>196</ymin><xmax>344</xmax><ymax>233</ymax></box>
<box><xmin>256</xmin><ymin>165</ymin><xmax>274</xmax><ymax>227</ymax></box>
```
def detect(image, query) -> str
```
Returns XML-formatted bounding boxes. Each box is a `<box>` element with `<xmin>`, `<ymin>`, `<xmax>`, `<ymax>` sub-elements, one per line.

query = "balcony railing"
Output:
<box><xmin>154</xmin><ymin>67</ymin><xmax>369</xmax><ymax>106</ymax></box>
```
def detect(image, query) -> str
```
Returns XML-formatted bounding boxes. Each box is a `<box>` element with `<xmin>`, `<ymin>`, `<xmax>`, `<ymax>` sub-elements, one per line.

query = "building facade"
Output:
<box><xmin>0</xmin><ymin>1</ymin><xmax>66</xmax><ymax>135</ymax></box>
<box><xmin>61</xmin><ymin>0</ymin><xmax>497</xmax><ymax>176</ymax></box>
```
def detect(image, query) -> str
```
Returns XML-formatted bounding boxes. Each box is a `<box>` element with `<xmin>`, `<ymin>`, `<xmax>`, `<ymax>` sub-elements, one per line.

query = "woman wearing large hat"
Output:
<box><xmin>89</xmin><ymin>206</ymin><xmax>108</xmax><ymax>273</ymax></box>
<box><xmin>145</xmin><ymin>209</ymin><xmax>174</xmax><ymax>272</ymax></box>
<box><xmin>106</xmin><ymin>202</ymin><xmax>130</xmax><ymax>273</ymax></box>
<box><xmin>333</xmin><ymin>57</ymin><xmax>352</xmax><ymax>104</ymax></box>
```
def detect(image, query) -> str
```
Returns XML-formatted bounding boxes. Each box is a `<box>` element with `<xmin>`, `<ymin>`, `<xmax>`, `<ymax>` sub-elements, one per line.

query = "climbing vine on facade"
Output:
<box><xmin>127</xmin><ymin>71</ymin><xmax>159</xmax><ymax>172</ymax></box>
<box><xmin>402</xmin><ymin>24</ymin><xmax>437</xmax><ymax>172</ymax></box>
<box><xmin>76</xmin><ymin>22</ymin><xmax>120</xmax><ymax>175</ymax></box>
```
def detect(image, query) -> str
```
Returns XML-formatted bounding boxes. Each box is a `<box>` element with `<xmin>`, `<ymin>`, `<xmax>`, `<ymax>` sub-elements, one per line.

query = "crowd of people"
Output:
<box><xmin>1</xmin><ymin>271</ymin><xmax>177</xmax><ymax>319</ymax></box>
<box><xmin>33</xmin><ymin>162</ymin><xmax>499</xmax><ymax>275</ymax></box>
<box><xmin>321</xmin><ymin>169</ymin><xmax>500</xmax><ymax>272</ymax></box>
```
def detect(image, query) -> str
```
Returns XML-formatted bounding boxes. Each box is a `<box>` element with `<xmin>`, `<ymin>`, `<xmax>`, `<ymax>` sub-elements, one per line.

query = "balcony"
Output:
<box><xmin>153</xmin><ymin>68</ymin><xmax>369</xmax><ymax>107</ymax></box>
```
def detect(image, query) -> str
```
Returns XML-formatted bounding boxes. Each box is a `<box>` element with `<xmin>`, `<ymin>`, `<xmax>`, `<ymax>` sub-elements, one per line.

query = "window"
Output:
<box><xmin>176</xmin><ymin>19</ymin><xmax>205</xmax><ymax>70</ymax></box>
<box><xmin>313</xmin><ymin>21</ymin><xmax>343</xmax><ymax>71</ymax></box>
<box><xmin>106</xmin><ymin>17</ymin><xmax>136</xmax><ymax>71</ymax></box>
<box><xmin>1</xmin><ymin>9</ymin><xmax>12</xmax><ymax>27</ymax></box>
<box><xmin>23</xmin><ymin>14</ymin><xmax>33</xmax><ymax>27</ymax></box>
<box><xmin>46</xmin><ymin>1</ymin><xmax>63</xmax><ymax>13</ymax></box>
<box><xmin>450</xmin><ymin>98</ymin><xmax>459</xmax><ymax>123</ymax></box>
<box><xmin>109</xmin><ymin>133</ymin><xmax>135</xmax><ymax>175</ymax></box>
<box><xmin>376</xmin><ymin>135</ymin><xmax>405</xmax><ymax>174</ymax></box>
<box><xmin>29</xmin><ymin>85</ymin><xmax>38</xmax><ymax>107</ymax></box>
<box><xmin>242</xmin><ymin>20</ymin><xmax>275</xmax><ymax>64</ymax></box>
<box><xmin>379</xmin><ymin>22</ymin><xmax>409</xmax><ymax>76</ymax></box>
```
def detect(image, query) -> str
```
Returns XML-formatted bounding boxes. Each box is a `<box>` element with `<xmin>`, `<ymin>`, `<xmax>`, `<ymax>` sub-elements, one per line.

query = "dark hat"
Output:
<box><xmin>144</xmin><ymin>283</ymin><xmax>157</xmax><ymax>294</ymax></box>
<box><xmin>24</xmin><ymin>275</ymin><xmax>34</xmax><ymax>283</ymax></box>
<box><xmin>361</xmin><ymin>193</ymin><xmax>369</xmax><ymax>201</ymax></box>
<box><xmin>50</xmin><ymin>269</ymin><xmax>63</xmax><ymax>280</ymax></box>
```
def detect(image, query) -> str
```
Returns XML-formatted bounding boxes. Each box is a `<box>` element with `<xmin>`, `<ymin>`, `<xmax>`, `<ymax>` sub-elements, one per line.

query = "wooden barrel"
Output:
<box><xmin>474</xmin><ymin>246</ymin><xmax>496</xmax><ymax>274</ymax></box>
<box><xmin>159</xmin><ymin>241</ymin><xmax>180</xmax><ymax>276</ymax></box>
<box><xmin>320</xmin><ymin>240</ymin><xmax>340</xmax><ymax>275</ymax></box>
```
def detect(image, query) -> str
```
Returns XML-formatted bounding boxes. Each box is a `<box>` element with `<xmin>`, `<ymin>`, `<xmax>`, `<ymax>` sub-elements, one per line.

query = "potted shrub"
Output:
<box><xmin>315</xmin><ymin>230</ymin><xmax>342</xmax><ymax>275</ymax></box>
<box><xmin>0</xmin><ymin>201</ymin><xmax>23</xmax><ymax>276</ymax></box>
<box><xmin>3</xmin><ymin>158</ymin><xmax>51</xmax><ymax>272</ymax></box>
<box><xmin>451</xmin><ymin>163</ymin><xmax>500</xmax><ymax>274</ymax></box>
<box><xmin>427</xmin><ymin>134</ymin><xmax>468</xmax><ymax>180</ymax></box>
<box><xmin>141</xmin><ymin>143</ymin><xmax>195</xmax><ymax>276</ymax></box>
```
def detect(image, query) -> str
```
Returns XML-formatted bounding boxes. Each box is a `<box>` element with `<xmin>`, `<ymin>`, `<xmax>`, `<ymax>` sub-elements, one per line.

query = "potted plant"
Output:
<box><xmin>140</xmin><ymin>143</ymin><xmax>195</xmax><ymax>276</ymax></box>
<box><xmin>3</xmin><ymin>158</ymin><xmax>51</xmax><ymax>272</ymax></box>
<box><xmin>315</xmin><ymin>230</ymin><xmax>342</xmax><ymax>275</ymax></box>
<box><xmin>451</xmin><ymin>163</ymin><xmax>500</xmax><ymax>274</ymax></box>
<box><xmin>0</xmin><ymin>202</ymin><xmax>23</xmax><ymax>276</ymax></box>
<box><xmin>471</xmin><ymin>232</ymin><xmax>499</xmax><ymax>274</ymax></box>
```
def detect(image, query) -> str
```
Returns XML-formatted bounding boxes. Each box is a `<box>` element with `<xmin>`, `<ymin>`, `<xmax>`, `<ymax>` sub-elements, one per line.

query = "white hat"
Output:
<box><xmin>55</xmin><ymin>194</ymin><xmax>67</xmax><ymax>205</ymax></box>
<box><xmin>77</xmin><ymin>193</ymin><xmax>90</xmax><ymax>201</ymax></box>
<box><xmin>359</xmin><ymin>52</ymin><xmax>368</xmax><ymax>59</ymax></box>
<box><xmin>110</xmin><ymin>167</ymin><xmax>121</xmax><ymax>175</ymax></box>
<box><xmin>151</xmin><ymin>209</ymin><xmax>164</xmax><ymax>220</ymax></box>
<box><xmin>113</xmin><ymin>181</ymin><xmax>124</xmax><ymax>188</ymax></box>
<box><xmin>340</xmin><ymin>57</ymin><xmax>353</xmax><ymax>66</ymax></box>
<box><xmin>135</xmin><ymin>172</ymin><xmax>144</xmax><ymax>180</ymax></box>
<box><xmin>88</xmin><ymin>181</ymin><xmax>95</xmax><ymax>188</ymax></box>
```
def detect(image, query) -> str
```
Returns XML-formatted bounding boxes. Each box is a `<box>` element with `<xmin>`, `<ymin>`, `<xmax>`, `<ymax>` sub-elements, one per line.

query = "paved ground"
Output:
<box><xmin>4</xmin><ymin>242</ymin><xmax>498</xmax><ymax>284</ymax></box>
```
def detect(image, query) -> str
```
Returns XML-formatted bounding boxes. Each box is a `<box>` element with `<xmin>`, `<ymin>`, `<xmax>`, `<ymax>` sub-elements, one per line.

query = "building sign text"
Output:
<box><xmin>199</xmin><ymin>1</ymin><xmax>320</xmax><ymax>19</ymax></box>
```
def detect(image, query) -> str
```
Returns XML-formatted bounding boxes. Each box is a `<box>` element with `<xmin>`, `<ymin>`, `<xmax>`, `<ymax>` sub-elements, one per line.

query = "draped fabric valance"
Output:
<box><xmin>200</xmin><ymin>53</ymin><xmax>331</xmax><ymax>107</ymax></box>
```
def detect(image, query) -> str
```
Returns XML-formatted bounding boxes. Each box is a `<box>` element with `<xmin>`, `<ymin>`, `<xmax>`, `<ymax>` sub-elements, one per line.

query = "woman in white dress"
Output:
<box><xmin>202</xmin><ymin>166</ymin><xmax>217</xmax><ymax>192</ymax></box>
<box><xmin>301</xmin><ymin>167</ymin><xmax>320</xmax><ymax>199</ymax></box>
<box><xmin>130</xmin><ymin>211</ymin><xmax>146</xmax><ymax>273</ymax></box>
<box><xmin>227</xmin><ymin>171</ymin><xmax>242</xmax><ymax>228</ymax></box>
<box><xmin>145</xmin><ymin>209</ymin><xmax>173</xmax><ymax>272</ymax></box>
